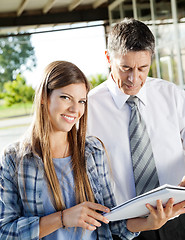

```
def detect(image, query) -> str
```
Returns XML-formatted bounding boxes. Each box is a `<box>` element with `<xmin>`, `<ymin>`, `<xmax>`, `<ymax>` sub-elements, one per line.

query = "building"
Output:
<box><xmin>108</xmin><ymin>0</ymin><xmax>185</xmax><ymax>88</ymax></box>
<box><xmin>0</xmin><ymin>0</ymin><xmax>184</xmax><ymax>88</ymax></box>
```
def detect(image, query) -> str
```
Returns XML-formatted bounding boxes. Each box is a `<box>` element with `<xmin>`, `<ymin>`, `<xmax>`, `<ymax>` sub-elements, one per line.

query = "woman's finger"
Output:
<box><xmin>87</xmin><ymin>208</ymin><xmax>109</xmax><ymax>224</ymax></box>
<box><xmin>62</xmin><ymin>202</ymin><xmax>109</xmax><ymax>229</ymax></box>
<box><xmin>80</xmin><ymin>221</ymin><xmax>97</xmax><ymax>231</ymax></box>
<box><xmin>75</xmin><ymin>211</ymin><xmax>107</xmax><ymax>230</ymax></box>
<box><xmin>84</xmin><ymin>215</ymin><xmax>102</xmax><ymax>228</ymax></box>
<box><xmin>84</xmin><ymin>202</ymin><xmax>110</xmax><ymax>213</ymax></box>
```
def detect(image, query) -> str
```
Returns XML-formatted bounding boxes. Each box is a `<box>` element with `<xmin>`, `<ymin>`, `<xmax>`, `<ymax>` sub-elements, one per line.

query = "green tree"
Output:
<box><xmin>88</xmin><ymin>73</ymin><xmax>107</xmax><ymax>89</ymax></box>
<box><xmin>3</xmin><ymin>74</ymin><xmax>35</xmax><ymax>107</ymax></box>
<box><xmin>0</xmin><ymin>34</ymin><xmax>36</xmax><ymax>91</ymax></box>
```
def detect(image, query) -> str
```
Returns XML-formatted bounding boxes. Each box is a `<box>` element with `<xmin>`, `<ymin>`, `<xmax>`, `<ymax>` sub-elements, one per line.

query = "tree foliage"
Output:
<box><xmin>88</xmin><ymin>73</ymin><xmax>107</xmax><ymax>89</ymax></box>
<box><xmin>0</xmin><ymin>34</ymin><xmax>36</xmax><ymax>91</ymax></box>
<box><xmin>3</xmin><ymin>74</ymin><xmax>35</xmax><ymax>106</ymax></box>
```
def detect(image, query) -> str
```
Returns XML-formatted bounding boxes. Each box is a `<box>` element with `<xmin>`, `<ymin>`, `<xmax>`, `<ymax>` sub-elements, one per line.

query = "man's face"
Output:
<box><xmin>106</xmin><ymin>50</ymin><xmax>152</xmax><ymax>95</ymax></box>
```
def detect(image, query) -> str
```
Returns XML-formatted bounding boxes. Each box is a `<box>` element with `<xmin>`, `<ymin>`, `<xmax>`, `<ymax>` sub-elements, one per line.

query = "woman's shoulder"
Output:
<box><xmin>0</xmin><ymin>142</ymin><xmax>22</xmax><ymax>176</ymax></box>
<box><xmin>85</xmin><ymin>136</ymin><xmax>104</xmax><ymax>154</ymax></box>
<box><xmin>85</xmin><ymin>136</ymin><xmax>106</xmax><ymax>168</ymax></box>
<box><xmin>1</xmin><ymin>142</ymin><xmax>21</xmax><ymax>160</ymax></box>
<box><xmin>1</xmin><ymin>140</ymin><xmax>34</xmax><ymax>167</ymax></box>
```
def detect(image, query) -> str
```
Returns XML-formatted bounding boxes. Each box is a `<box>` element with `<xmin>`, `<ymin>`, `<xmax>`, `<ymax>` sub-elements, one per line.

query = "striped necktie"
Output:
<box><xmin>127</xmin><ymin>96</ymin><xmax>159</xmax><ymax>196</ymax></box>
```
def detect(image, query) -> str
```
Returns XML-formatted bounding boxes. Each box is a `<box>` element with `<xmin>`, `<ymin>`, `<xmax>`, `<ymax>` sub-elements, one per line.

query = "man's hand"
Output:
<box><xmin>127</xmin><ymin>198</ymin><xmax>185</xmax><ymax>233</ymax></box>
<box><xmin>178</xmin><ymin>176</ymin><xmax>185</xmax><ymax>187</ymax></box>
<box><xmin>144</xmin><ymin>198</ymin><xmax>185</xmax><ymax>230</ymax></box>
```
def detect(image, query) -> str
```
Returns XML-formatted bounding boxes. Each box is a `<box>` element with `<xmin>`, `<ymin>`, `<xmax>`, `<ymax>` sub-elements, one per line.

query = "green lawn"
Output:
<box><xmin>0</xmin><ymin>102</ymin><xmax>33</xmax><ymax>119</ymax></box>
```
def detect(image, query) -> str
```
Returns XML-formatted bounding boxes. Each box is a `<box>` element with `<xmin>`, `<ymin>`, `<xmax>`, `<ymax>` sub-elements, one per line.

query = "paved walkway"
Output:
<box><xmin>0</xmin><ymin>115</ymin><xmax>33</xmax><ymax>129</ymax></box>
<box><xmin>0</xmin><ymin>115</ymin><xmax>33</xmax><ymax>153</ymax></box>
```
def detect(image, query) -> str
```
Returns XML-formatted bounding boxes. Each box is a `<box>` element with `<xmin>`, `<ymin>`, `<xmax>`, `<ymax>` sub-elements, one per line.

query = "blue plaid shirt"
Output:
<box><xmin>0</xmin><ymin>136</ymin><xmax>139</xmax><ymax>240</ymax></box>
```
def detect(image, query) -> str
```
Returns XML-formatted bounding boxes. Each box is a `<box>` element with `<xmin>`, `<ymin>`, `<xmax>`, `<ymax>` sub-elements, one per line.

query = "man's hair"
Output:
<box><xmin>108</xmin><ymin>18</ymin><xmax>155</xmax><ymax>57</ymax></box>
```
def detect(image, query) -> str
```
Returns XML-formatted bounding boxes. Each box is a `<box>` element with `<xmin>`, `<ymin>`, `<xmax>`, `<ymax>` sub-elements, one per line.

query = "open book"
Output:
<box><xmin>103</xmin><ymin>184</ymin><xmax>185</xmax><ymax>221</ymax></box>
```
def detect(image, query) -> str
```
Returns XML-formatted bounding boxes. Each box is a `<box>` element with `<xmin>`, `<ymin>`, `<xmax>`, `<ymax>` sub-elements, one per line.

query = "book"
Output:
<box><xmin>103</xmin><ymin>184</ymin><xmax>185</xmax><ymax>221</ymax></box>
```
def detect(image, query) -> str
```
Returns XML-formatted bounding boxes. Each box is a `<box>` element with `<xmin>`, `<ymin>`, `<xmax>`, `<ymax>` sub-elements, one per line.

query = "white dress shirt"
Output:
<box><xmin>87</xmin><ymin>75</ymin><xmax>185</xmax><ymax>205</ymax></box>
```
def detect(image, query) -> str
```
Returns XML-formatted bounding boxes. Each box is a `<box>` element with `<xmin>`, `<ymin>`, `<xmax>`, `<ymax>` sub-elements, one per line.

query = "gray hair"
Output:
<box><xmin>107</xmin><ymin>18</ymin><xmax>155</xmax><ymax>57</ymax></box>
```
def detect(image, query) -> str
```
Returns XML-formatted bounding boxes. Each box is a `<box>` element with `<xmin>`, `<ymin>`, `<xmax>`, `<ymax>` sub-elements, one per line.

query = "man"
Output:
<box><xmin>87</xmin><ymin>18</ymin><xmax>185</xmax><ymax>239</ymax></box>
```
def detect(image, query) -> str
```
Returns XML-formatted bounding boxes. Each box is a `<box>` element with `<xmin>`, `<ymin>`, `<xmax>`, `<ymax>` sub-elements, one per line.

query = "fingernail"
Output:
<box><xmin>105</xmin><ymin>218</ymin><xmax>109</xmax><ymax>223</ymax></box>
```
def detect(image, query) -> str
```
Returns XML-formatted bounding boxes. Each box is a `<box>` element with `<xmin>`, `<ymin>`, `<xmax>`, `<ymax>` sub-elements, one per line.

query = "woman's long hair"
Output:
<box><xmin>27</xmin><ymin>61</ymin><xmax>94</xmax><ymax>210</ymax></box>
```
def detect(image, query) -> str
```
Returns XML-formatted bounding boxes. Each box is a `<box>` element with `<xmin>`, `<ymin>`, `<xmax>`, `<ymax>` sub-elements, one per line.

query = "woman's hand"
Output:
<box><xmin>127</xmin><ymin>198</ymin><xmax>185</xmax><ymax>232</ymax></box>
<box><xmin>62</xmin><ymin>201</ymin><xmax>110</xmax><ymax>231</ymax></box>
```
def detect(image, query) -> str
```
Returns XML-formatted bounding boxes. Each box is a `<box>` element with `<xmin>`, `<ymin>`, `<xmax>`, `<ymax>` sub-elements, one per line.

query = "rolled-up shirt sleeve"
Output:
<box><xmin>0</xmin><ymin>151</ymin><xmax>40</xmax><ymax>240</ymax></box>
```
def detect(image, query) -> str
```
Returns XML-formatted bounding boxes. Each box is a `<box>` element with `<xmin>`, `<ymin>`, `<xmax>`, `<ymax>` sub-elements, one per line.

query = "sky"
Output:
<box><xmin>24</xmin><ymin>24</ymin><xmax>109</xmax><ymax>89</ymax></box>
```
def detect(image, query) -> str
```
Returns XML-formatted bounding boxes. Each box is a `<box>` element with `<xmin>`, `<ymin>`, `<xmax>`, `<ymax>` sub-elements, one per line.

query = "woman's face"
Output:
<box><xmin>47</xmin><ymin>83</ymin><xmax>87</xmax><ymax>133</ymax></box>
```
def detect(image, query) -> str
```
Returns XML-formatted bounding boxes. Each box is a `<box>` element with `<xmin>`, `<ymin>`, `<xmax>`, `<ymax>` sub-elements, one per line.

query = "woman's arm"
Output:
<box><xmin>39</xmin><ymin>202</ymin><xmax>110</xmax><ymax>238</ymax></box>
<box><xmin>39</xmin><ymin>211</ymin><xmax>62</xmax><ymax>239</ymax></box>
<box><xmin>0</xmin><ymin>153</ymin><xmax>40</xmax><ymax>240</ymax></box>
<box><xmin>1</xmin><ymin>150</ymin><xmax>110</xmax><ymax>239</ymax></box>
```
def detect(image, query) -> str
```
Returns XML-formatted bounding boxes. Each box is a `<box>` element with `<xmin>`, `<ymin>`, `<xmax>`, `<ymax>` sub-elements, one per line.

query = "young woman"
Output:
<box><xmin>0</xmin><ymin>61</ymin><xmax>185</xmax><ymax>240</ymax></box>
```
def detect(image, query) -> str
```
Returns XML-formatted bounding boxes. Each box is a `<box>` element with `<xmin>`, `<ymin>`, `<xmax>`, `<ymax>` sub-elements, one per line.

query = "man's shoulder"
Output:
<box><xmin>145</xmin><ymin>77</ymin><xmax>185</xmax><ymax>104</ymax></box>
<box><xmin>146</xmin><ymin>76</ymin><xmax>171</xmax><ymax>85</ymax></box>
<box><xmin>146</xmin><ymin>77</ymin><xmax>182</xmax><ymax>91</ymax></box>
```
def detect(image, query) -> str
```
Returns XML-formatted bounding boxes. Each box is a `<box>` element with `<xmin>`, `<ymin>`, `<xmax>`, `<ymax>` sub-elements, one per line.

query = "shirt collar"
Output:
<box><xmin>106</xmin><ymin>74</ymin><xmax>147</xmax><ymax>109</ymax></box>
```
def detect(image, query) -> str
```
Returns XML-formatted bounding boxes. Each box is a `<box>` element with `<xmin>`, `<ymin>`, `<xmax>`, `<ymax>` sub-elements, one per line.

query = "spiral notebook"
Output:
<box><xmin>103</xmin><ymin>184</ymin><xmax>185</xmax><ymax>221</ymax></box>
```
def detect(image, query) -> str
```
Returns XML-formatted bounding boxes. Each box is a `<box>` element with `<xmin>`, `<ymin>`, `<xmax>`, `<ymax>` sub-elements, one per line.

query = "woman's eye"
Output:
<box><xmin>60</xmin><ymin>96</ymin><xmax>70</xmax><ymax>100</ymax></box>
<box><xmin>79</xmin><ymin>100</ymin><xmax>86</xmax><ymax>104</ymax></box>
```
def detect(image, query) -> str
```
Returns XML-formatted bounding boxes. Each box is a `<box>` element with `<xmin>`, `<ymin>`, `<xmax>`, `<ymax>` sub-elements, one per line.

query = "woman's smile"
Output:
<box><xmin>61</xmin><ymin>114</ymin><xmax>76</xmax><ymax>123</ymax></box>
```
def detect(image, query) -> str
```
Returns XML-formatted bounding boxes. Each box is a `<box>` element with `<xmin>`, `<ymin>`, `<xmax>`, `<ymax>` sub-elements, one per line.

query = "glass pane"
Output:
<box><xmin>177</xmin><ymin>0</ymin><xmax>185</xmax><ymax>22</ymax></box>
<box><xmin>154</xmin><ymin>0</ymin><xmax>172</xmax><ymax>21</ymax></box>
<box><xmin>120</xmin><ymin>0</ymin><xmax>133</xmax><ymax>18</ymax></box>
<box><xmin>180</xmin><ymin>42</ymin><xmax>185</xmax><ymax>85</ymax></box>
<box><xmin>178</xmin><ymin>21</ymin><xmax>185</xmax><ymax>40</ymax></box>
<box><xmin>158</xmin><ymin>46</ymin><xmax>179</xmax><ymax>85</ymax></box>
<box><xmin>156</xmin><ymin>23</ymin><xmax>174</xmax><ymax>46</ymax></box>
<box><xmin>111</xmin><ymin>5</ymin><xmax>121</xmax><ymax>23</ymax></box>
<box><xmin>136</xmin><ymin>0</ymin><xmax>151</xmax><ymax>21</ymax></box>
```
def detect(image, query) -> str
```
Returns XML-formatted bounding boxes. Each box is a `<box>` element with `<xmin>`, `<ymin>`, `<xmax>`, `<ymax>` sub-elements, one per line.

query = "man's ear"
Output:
<box><xmin>105</xmin><ymin>50</ymin><xmax>111</xmax><ymax>68</ymax></box>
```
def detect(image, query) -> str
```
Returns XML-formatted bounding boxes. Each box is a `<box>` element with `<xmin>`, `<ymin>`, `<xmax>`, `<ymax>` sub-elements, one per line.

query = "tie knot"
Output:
<box><xmin>126</xmin><ymin>96</ymin><xmax>139</xmax><ymax>109</ymax></box>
